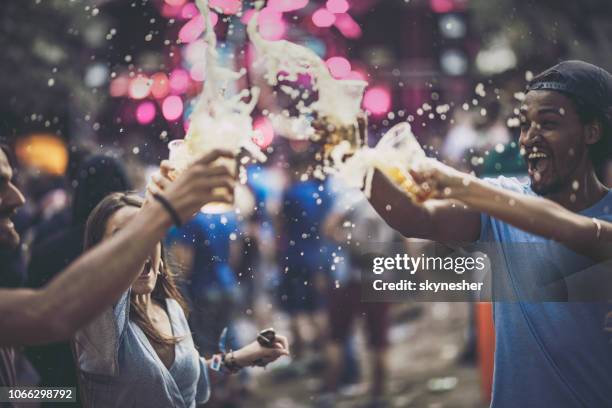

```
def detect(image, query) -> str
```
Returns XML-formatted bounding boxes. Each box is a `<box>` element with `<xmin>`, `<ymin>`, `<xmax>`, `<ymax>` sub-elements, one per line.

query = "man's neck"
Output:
<box><xmin>545</xmin><ymin>165</ymin><xmax>608</xmax><ymax>212</ymax></box>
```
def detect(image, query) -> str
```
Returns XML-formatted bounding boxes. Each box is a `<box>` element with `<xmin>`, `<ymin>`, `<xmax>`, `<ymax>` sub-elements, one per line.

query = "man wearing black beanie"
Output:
<box><xmin>367</xmin><ymin>60</ymin><xmax>612</xmax><ymax>407</ymax></box>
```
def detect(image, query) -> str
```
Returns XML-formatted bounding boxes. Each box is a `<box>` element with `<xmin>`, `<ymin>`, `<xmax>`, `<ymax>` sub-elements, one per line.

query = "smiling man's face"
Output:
<box><xmin>519</xmin><ymin>90</ymin><xmax>593</xmax><ymax>196</ymax></box>
<box><xmin>0</xmin><ymin>148</ymin><xmax>25</xmax><ymax>249</ymax></box>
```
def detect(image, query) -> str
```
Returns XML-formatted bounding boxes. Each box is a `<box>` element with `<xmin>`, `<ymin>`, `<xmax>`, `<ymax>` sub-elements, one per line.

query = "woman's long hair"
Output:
<box><xmin>84</xmin><ymin>192</ymin><xmax>188</xmax><ymax>346</ymax></box>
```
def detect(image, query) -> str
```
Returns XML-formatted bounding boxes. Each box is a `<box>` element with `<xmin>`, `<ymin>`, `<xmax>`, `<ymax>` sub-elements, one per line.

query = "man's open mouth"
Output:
<box><xmin>527</xmin><ymin>150</ymin><xmax>550</xmax><ymax>176</ymax></box>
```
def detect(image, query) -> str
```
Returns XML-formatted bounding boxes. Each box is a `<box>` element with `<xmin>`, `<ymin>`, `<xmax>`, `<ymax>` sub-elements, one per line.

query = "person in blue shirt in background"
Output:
<box><xmin>277</xmin><ymin>144</ymin><xmax>334</xmax><ymax>361</ymax></box>
<box><xmin>365</xmin><ymin>60</ymin><xmax>612</xmax><ymax>407</ymax></box>
<box><xmin>238</xmin><ymin>164</ymin><xmax>285</xmax><ymax>323</ymax></box>
<box><xmin>166</xmin><ymin>210</ymin><xmax>244</xmax><ymax>406</ymax></box>
<box><xmin>168</xmin><ymin>211</ymin><xmax>240</xmax><ymax>349</ymax></box>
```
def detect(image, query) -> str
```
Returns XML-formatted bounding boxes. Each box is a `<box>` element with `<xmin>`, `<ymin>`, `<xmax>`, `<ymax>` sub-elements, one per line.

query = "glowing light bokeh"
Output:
<box><xmin>85</xmin><ymin>63</ymin><xmax>109</xmax><ymax>88</ymax></box>
<box><xmin>312</xmin><ymin>8</ymin><xmax>336</xmax><ymax>27</ymax></box>
<box><xmin>334</xmin><ymin>13</ymin><xmax>362</xmax><ymax>39</ymax></box>
<box><xmin>136</xmin><ymin>101</ymin><xmax>157</xmax><ymax>124</ymax></box>
<box><xmin>181</xmin><ymin>3</ymin><xmax>198</xmax><ymax>19</ymax></box>
<box><xmin>326</xmin><ymin>56</ymin><xmax>351</xmax><ymax>79</ymax></box>
<box><xmin>128</xmin><ymin>76</ymin><xmax>152</xmax><ymax>99</ymax></box>
<box><xmin>162</xmin><ymin>96</ymin><xmax>184</xmax><ymax>121</ymax></box>
<box><xmin>268</xmin><ymin>0</ymin><xmax>308</xmax><ymax>12</ymax></box>
<box><xmin>164</xmin><ymin>0</ymin><xmax>187</xmax><ymax>6</ymax></box>
<box><xmin>110</xmin><ymin>76</ymin><xmax>130</xmax><ymax>97</ymax></box>
<box><xmin>363</xmin><ymin>87</ymin><xmax>392</xmax><ymax>116</ymax></box>
<box><xmin>326</xmin><ymin>0</ymin><xmax>349</xmax><ymax>14</ymax></box>
<box><xmin>169</xmin><ymin>69</ymin><xmax>190</xmax><ymax>94</ymax></box>
<box><xmin>161</xmin><ymin>4</ymin><xmax>183</xmax><ymax>18</ymax></box>
<box><xmin>440</xmin><ymin>48</ymin><xmax>468</xmax><ymax>76</ymax></box>
<box><xmin>430</xmin><ymin>0</ymin><xmax>462</xmax><ymax>13</ymax></box>
<box><xmin>151</xmin><ymin>72</ymin><xmax>170</xmax><ymax>99</ymax></box>
<box><xmin>210</xmin><ymin>0</ymin><xmax>241</xmax><ymax>15</ymax></box>
<box><xmin>240</xmin><ymin>9</ymin><xmax>256</xmax><ymax>24</ymax></box>
<box><xmin>258</xmin><ymin>8</ymin><xmax>286</xmax><ymax>40</ymax></box>
<box><xmin>15</xmin><ymin>134</ymin><xmax>68</xmax><ymax>175</ymax></box>
<box><xmin>178</xmin><ymin>12</ymin><xmax>218</xmax><ymax>43</ymax></box>
<box><xmin>253</xmin><ymin>117</ymin><xmax>275</xmax><ymax>148</ymax></box>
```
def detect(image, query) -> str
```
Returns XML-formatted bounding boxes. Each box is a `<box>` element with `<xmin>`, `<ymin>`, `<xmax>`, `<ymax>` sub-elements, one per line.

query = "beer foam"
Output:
<box><xmin>182</xmin><ymin>0</ymin><xmax>262</xmax><ymax>161</ymax></box>
<box><xmin>333</xmin><ymin>122</ymin><xmax>427</xmax><ymax>198</ymax></box>
<box><xmin>247</xmin><ymin>9</ymin><xmax>367</xmax><ymax>137</ymax></box>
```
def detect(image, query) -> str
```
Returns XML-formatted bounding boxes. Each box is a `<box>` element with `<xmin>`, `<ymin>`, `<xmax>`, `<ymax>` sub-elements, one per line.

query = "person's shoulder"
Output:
<box><xmin>165</xmin><ymin>298</ymin><xmax>186</xmax><ymax>317</ymax></box>
<box><xmin>165</xmin><ymin>298</ymin><xmax>191</xmax><ymax>334</ymax></box>
<box><xmin>482</xmin><ymin>175</ymin><xmax>530</xmax><ymax>194</ymax></box>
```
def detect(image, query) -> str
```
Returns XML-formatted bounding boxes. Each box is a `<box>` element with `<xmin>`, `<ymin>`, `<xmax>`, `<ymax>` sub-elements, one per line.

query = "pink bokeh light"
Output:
<box><xmin>162</xmin><ymin>96</ymin><xmax>184</xmax><ymax>121</ymax></box>
<box><xmin>151</xmin><ymin>73</ymin><xmax>170</xmax><ymax>99</ymax></box>
<box><xmin>210</xmin><ymin>0</ymin><xmax>241</xmax><ymax>15</ymax></box>
<box><xmin>128</xmin><ymin>76</ymin><xmax>152</xmax><ymax>100</ymax></box>
<box><xmin>326</xmin><ymin>57</ymin><xmax>351</xmax><ymax>79</ymax></box>
<box><xmin>430</xmin><ymin>0</ymin><xmax>463</xmax><ymax>13</ymax></box>
<box><xmin>110</xmin><ymin>76</ymin><xmax>130</xmax><ymax>97</ymax></box>
<box><xmin>312</xmin><ymin>8</ymin><xmax>336</xmax><ymax>27</ymax></box>
<box><xmin>257</xmin><ymin>8</ymin><xmax>286</xmax><ymax>40</ymax></box>
<box><xmin>326</xmin><ymin>0</ymin><xmax>349</xmax><ymax>13</ymax></box>
<box><xmin>136</xmin><ymin>101</ymin><xmax>157</xmax><ymax>125</ymax></box>
<box><xmin>169</xmin><ymin>69</ymin><xmax>190</xmax><ymax>94</ymax></box>
<box><xmin>178</xmin><ymin>12</ymin><xmax>218</xmax><ymax>43</ymax></box>
<box><xmin>181</xmin><ymin>3</ymin><xmax>198</xmax><ymax>19</ymax></box>
<box><xmin>161</xmin><ymin>4</ymin><xmax>183</xmax><ymax>18</ymax></box>
<box><xmin>240</xmin><ymin>9</ymin><xmax>256</xmax><ymax>24</ymax></box>
<box><xmin>253</xmin><ymin>117</ymin><xmax>275</xmax><ymax>148</ymax></box>
<box><xmin>268</xmin><ymin>0</ymin><xmax>308</xmax><ymax>12</ymax></box>
<box><xmin>363</xmin><ymin>87</ymin><xmax>392</xmax><ymax>116</ymax></box>
<box><xmin>164</xmin><ymin>0</ymin><xmax>187</xmax><ymax>6</ymax></box>
<box><xmin>334</xmin><ymin>13</ymin><xmax>362</xmax><ymax>39</ymax></box>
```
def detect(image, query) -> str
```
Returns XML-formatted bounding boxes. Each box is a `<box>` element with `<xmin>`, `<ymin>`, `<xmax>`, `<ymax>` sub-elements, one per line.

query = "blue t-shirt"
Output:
<box><xmin>480</xmin><ymin>176</ymin><xmax>612</xmax><ymax>407</ymax></box>
<box><xmin>167</xmin><ymin>212</ymin><xmax>239</xmax><ymax>296</ymax></box>
<box><xmin>280</xmin><ymin>179</ymin><xmax>335</xmax><ymax>274</ymax></box>
<box><xmin>247</xmin><ymin>165</ymin><xmax>280</xmax><ymax>221</ymax></box>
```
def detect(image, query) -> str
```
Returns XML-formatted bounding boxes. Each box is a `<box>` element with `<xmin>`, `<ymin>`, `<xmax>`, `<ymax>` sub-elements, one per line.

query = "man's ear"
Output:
<box><xmin>585</xmin><ymin>120</ymin><xmax>602</xmax><ymax>146</ymax></box>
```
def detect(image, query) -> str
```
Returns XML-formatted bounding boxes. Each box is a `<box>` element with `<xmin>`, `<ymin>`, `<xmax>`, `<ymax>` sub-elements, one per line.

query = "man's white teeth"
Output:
<box><xmin>528</xmin><ymin>152</ymin><xmax>548</xmax><ymax>159</ymax></box>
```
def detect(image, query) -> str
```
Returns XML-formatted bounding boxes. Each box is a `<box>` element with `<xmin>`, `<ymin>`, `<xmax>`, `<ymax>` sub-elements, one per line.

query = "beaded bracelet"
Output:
<box><xmin>222</xmin><ymin>350</ymin><xmax>243</xmax><ymax>374</ymax></box>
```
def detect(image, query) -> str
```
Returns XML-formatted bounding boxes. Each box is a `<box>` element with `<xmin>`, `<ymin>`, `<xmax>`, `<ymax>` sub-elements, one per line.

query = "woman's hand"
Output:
<box><xmin>232</xmin><ymin>334</ymin><xmax>290</xmax><ymax>368</ymax></box>
<box><xmin>409</xmin><ymin>158</ymin><xmax>474</xmax><ymax>200</ymax></box>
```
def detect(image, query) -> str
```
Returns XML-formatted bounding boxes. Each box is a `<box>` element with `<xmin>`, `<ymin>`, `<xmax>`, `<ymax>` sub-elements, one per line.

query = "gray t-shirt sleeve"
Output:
<box><xmin>74</xmin><ymin>290</ymin><xmax>131</xmax><ymax>376</ymax></box>
<box><xmin>478</xmin><ymin>176</ymin><xmax>528</xmax><ymax>242</ymax></box>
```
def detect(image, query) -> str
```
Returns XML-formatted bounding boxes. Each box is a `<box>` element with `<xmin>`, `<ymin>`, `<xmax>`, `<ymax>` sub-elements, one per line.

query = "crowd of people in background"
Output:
<box><xmin>1</xmin><ymin>60</ymin><xmax>612</xmax><ymax>408</ymax></box>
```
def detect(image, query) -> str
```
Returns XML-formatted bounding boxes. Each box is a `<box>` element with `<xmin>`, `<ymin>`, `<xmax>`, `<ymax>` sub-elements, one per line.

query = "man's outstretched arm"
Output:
<box><xmin>368</xmin><ymin>169</ymin><xmax>481</xmax><ymax>243</ymax></box>
<box><xmin>0</xmin><ymin>201</ymin><xmax>171</xmax><ymax>346</ymax></box>
<box><xmin>0</xmin><ymin>149</ymin><xmax>236</xmax><ymax>346</ymax></box>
